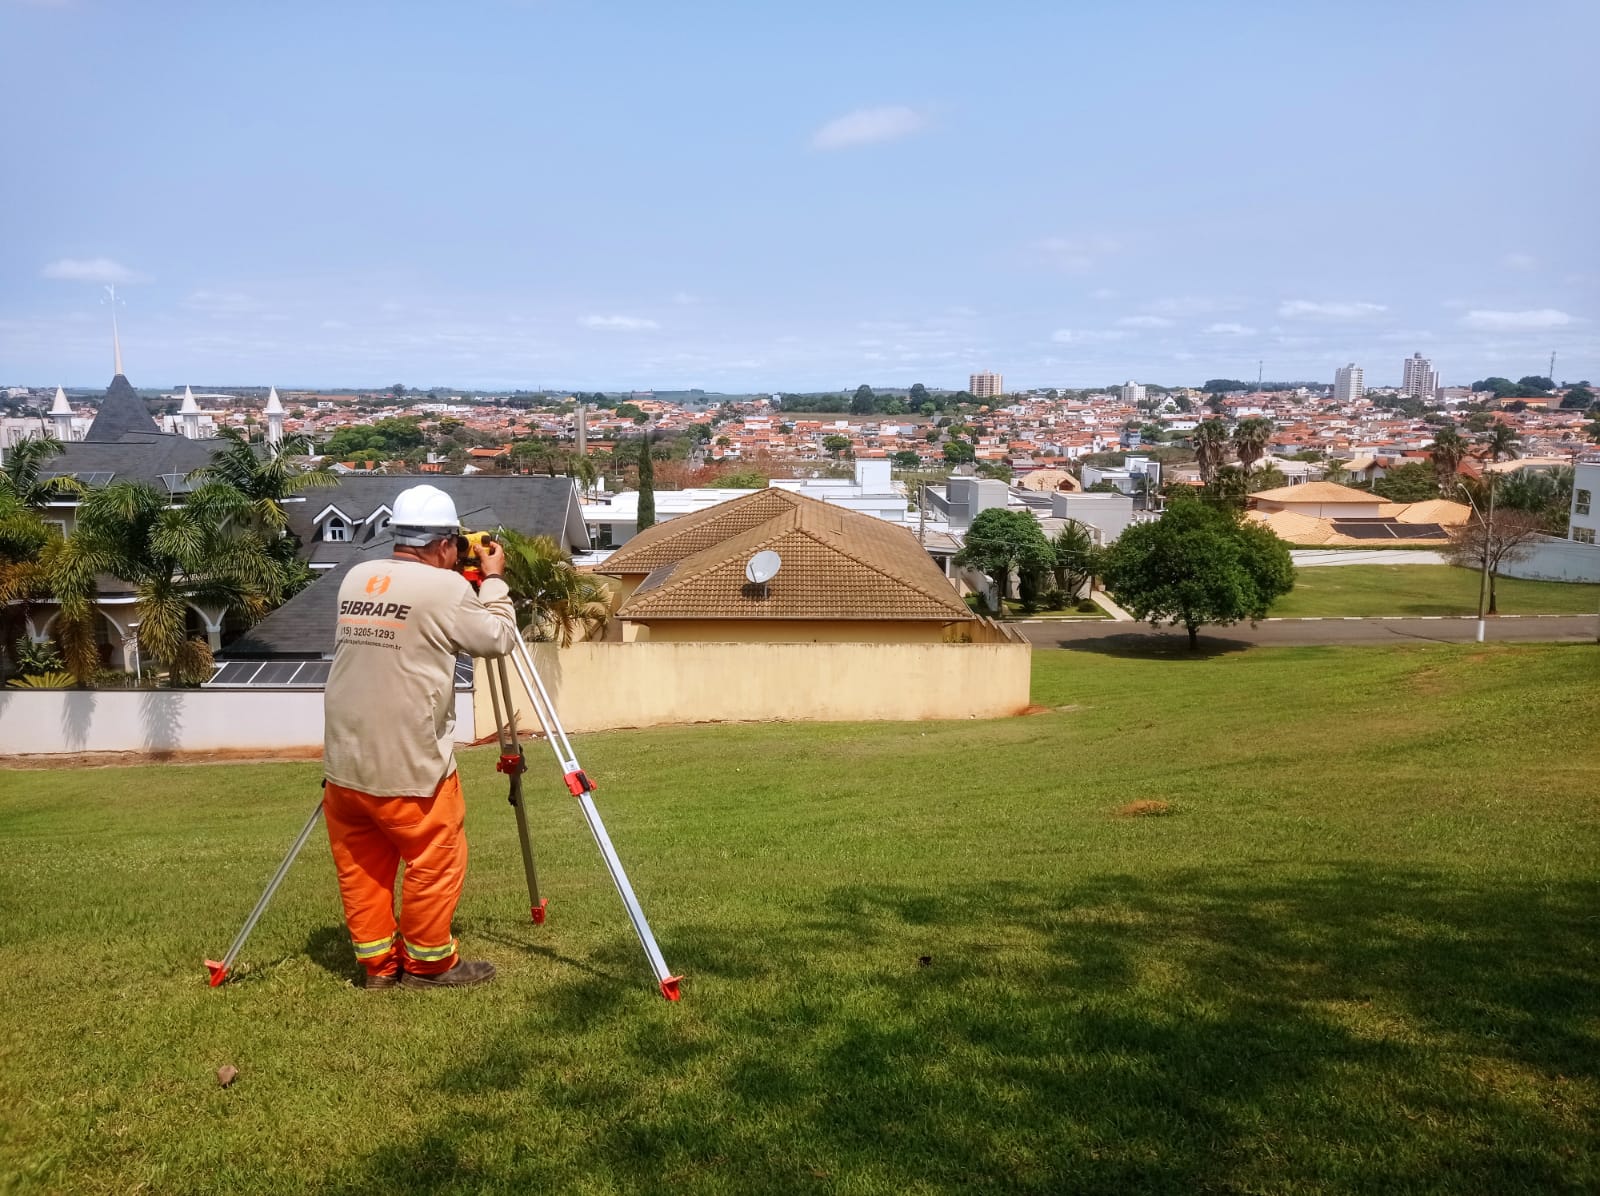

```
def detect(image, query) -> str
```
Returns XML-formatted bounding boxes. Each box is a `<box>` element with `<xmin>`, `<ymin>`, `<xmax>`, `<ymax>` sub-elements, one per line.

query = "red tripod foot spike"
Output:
<box><xmin>205</xmin><ymin>959</ymin><xmax>229</xmax><ymax>987</ymax></box>
<box><xmin>531</xmin><ymin>898</ymin><xmax>548</xmax><ymax>924</ymax></box>
<box><xmin>659</xmin><ymin>975</ymin><xmax>683</xmax><ymax>1001</ymax></box>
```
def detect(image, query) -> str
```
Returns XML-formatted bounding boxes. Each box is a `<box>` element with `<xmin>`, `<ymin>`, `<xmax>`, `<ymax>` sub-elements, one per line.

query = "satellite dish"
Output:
<box><xmin>745</xmin><ymin>550</ymin><xmax>782</xmax><ymax>585</ymax></box>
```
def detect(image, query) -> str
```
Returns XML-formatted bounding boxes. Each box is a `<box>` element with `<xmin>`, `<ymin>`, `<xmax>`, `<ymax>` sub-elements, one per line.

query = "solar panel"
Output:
<box><xmin>254</xmin><ymin>662</ymin><xmax>304</xmax><ymax>685</ymax></box>
<box><xmin>81</xmin><ymin>472</ymin><xmax>115</xmax><ymax>487</ymax></box>
<box><xmin>454</xmin><ymin>655</ymin><xmax>474</xmax><ymax>689</ymax></box>
<box><xmin>208</xmin><ymin>661</ymin><xmax>261</xmax><ymax>685</ymax></box>
<box><xmin>292</xmin><ymin>661</ymin><xmax>332</xmax><ymax>686</ymax></box>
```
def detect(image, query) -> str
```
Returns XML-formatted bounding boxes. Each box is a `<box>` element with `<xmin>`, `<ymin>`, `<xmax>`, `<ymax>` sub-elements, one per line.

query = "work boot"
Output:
<box><xmin>400</xmin><ymin>960</ymin><xmax>496</xmax><ymax>989</ymax></box>
<box><xmin>362</xmin><ymin>970</ymin><xmax>403</xmax><ymax>991</ymax></box>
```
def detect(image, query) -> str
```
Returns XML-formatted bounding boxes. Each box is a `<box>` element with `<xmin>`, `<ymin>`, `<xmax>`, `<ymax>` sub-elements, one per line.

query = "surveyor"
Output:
<box><xmin>322</xmin><ymin>483</ymin><xmax>521</xmax><ymax>989</ymax></box>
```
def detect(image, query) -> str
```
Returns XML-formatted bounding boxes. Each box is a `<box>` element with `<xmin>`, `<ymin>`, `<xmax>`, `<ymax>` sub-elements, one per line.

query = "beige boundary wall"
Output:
<box><xmin>0</xmin><ymin>688</ymin><xmax>475</xmax><ymax>757</ymax></box>
<box><xmin>475</xmin><ymin>639</ymin><xmax>1034</xmax><ymax>736</ymax></box>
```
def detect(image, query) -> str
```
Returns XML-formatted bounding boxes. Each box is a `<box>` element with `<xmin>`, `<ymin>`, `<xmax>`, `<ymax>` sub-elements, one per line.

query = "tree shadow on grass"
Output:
<box><xmin>1051</xmin><ymin>630</ymin><xmax>1256</xmax><ymax>658</ymax></box>
<box><xmin>323</xmin><ymin>866</ymin><xmax>1600</xmax><ymax>1194</ymax></box>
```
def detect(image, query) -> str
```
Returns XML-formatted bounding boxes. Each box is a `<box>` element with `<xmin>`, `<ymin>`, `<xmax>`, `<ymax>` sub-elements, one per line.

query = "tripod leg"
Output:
<box><xmin>205</xmin><ymin>798</ymin><xmax>325</xmax><ymax>986</ymax></box>
<box><xmin>502</xmin><ymin>641</ymin><xmax>682</xmax><ymax>1000</ymax></box>
<box><xmin>491</xmin><ymin>656</ymin><xmax>546</xmax><ymax>923</ymax></box>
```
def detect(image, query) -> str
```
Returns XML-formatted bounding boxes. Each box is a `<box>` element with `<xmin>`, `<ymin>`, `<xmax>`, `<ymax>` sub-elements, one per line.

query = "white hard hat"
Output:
<box><xmin>390</xmin><ymin>484</ymin><xmax>460</xmax><ymax>546</ymax></box>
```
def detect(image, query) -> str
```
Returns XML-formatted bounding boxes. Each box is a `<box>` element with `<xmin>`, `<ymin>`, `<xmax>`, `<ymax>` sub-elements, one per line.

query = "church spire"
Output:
<box><xmin>107</xmin><ymin>285</ymin><xmax>125</xmax><ymax>377</ymax></box>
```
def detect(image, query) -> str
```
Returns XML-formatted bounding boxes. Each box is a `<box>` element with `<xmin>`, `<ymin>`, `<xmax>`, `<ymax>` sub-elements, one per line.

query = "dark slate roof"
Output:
<box><xmin>85</xmin><ymin>375</ymin><xmax>160</xmax><ymax>440</ymax></box>
<box><xmin>286</xmin><ymin>476</ymin><xmax>588</xmax><ymax>554</ymax></box>
<box><xmin>42</xmin><ymin>375</ymin><xmax>217</xmax><ymax>489</ymax></box>
<box><xmin>221</xmin><ymin>538</ymin><xmax>391</xmax><ymax>659</ymax></box>
<box><xmin>227</xmin><ymin>479</ymin><xmax>586</xmax><ymax>659</ymax></box>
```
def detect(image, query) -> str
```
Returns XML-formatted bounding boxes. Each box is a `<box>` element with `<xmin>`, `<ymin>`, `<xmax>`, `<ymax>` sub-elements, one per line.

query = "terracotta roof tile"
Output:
<box><xmin>618</xmin><ymin>493</ymin><xmax>973</xmax><ymax>622</ymax></box>
<box><xmin>596</xmin><ymin>488</ymin><xmax>805</xmax><ymax>575</ymax></box>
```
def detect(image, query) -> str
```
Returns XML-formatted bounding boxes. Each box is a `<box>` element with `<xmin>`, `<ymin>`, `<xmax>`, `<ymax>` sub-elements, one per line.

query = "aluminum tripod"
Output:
<box><xmin>205</xmin><ymin>638</ymin><xmax>682</xmax><ymax>1000</ymax></box>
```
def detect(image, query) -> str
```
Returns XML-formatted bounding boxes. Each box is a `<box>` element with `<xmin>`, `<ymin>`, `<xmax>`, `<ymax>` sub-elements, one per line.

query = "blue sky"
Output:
<box><xmin>3</xmin><ymin>0</ymin><xmax>1596</xmax><ymax>392</ymax></box>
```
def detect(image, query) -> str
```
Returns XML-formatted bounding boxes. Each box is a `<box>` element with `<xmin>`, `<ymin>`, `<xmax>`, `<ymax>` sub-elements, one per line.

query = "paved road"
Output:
<box><xmin>1019</xmin><ymin>614</ymin><xmax>1600</xmax><ymax>650</ymax></box>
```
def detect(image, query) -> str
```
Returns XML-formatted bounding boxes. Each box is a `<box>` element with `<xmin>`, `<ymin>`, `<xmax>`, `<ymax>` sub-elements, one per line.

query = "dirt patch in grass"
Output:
<box><xmin>0</xmin><ymin>746</ymin><xmax>323</xmax><ymax>770</ymax></box>
<box><xmin>1117</xmin><ymin>799</ymin><xmax>1174</xmax><ymax>817</ymax></box>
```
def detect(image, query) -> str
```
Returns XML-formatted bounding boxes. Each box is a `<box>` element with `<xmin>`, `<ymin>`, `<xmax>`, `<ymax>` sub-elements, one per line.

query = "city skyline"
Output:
<box><xmin>3</xmin><ymin>1</ymin><xmax>1596</xmax><ymax>391</ymax></box>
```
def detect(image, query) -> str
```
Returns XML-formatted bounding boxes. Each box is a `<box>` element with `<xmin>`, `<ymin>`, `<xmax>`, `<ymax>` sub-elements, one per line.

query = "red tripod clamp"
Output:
<box><xmin>497</xmin><ymin>752</ymin><xmax>527</xmax><ymax>776</ymax></box>
<box><xmin>563</xmin><ymin>769</ymin><xmax>594</xmax><ymax>796</ymax></box>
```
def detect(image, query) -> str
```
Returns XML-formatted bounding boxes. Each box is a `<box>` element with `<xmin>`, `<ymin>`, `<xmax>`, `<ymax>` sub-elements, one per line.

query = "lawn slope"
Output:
<box><xmin>2</xmin><ymin>644</ymin><xmax>1597</xmax><ymax>1194</ymax></box>
<box><xmin>1270</xmin><ymin>564</ymin><xmax>1600</xmax><ymax>618</ymax></box>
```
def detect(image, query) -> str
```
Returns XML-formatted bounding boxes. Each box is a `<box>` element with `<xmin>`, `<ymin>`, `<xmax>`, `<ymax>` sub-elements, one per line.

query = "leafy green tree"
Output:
<box><xmin>688</xmin><ymin>423</ymin><xmax>712</xmax><ymax>442</ymax></box>
<box><xmin>1559</xmin><ymin>385</ymin><xmax>1595</xmax><ymax>410</ymax></box>
<box><xmin>1246</xmin><ymin>465</ymin><xmax>1288</xmax><ymax>493</ymax></box>
<box><xmin>1517</xmin><ymin>375</ymin><xmax>1555</xmax><ymax>393</ymax></box>
<box><xmin>1100</xmin><ymin>497</ymin><xmax>1295</xmax><ymax>649</ymax></box>
<box><xmin>851</xmin><ymin>385</ymin><xmax>876</xmax><ymax>415</ymax></box>
<box><xmin>823</xmin><ymin>434</ymin><xmax>852</xmax><ymax>457</ymax></box>
<box><xmin>891</xmin><ymin>450</ymin><xmax>922</xmax><ymax>469</ymax></box>
<box><xmin>1084</xmin><ymin>480</ymin><xmax>1122</xmax><ymax>493</ymax></box>
<box><xmin>942</xmin><ymin>438</ymin><xmax>975</xmax><ymax>465</ymax></box>
<box><xmin>714</xmin><ymin>470</ymin><xmax>770</xmax><ymax>488</ymax></box>
<box><xmin>907</xmin><ymin>383</ymin><xmax>930</xmax><ymax>411</ymax></box>
<box><xmin>976</xmin><ymin>462</ymin><xmax>1013</xmax><ymax>481</ymax></box>
<box><xmin>497</xmin><ymin>530</ymin><xmax>611</xmax><ymax>647</ymax></box>
<box><xmin>1202</xmin><ymin>379</ymin><xmax>1249</xmax><ymax>394</ymax></box>
<box><xmin>1372</xmin><ymin>462</ymin><xmax>1440</xmax><ymax>502</ymax></box>
<box><xmin>954</xmin><ymin>508</ymin><xmax>1054</xmax><ymax>612</ymax></box>
<box><xmin>1231</xmin><ymin>416</ymin><xmax>1274</xmax><ymax>477</ymax></box>
<box><xmin>635</xmin><ymin>437</ymin><xmax>656</xmax><ymax>532</ymax></box>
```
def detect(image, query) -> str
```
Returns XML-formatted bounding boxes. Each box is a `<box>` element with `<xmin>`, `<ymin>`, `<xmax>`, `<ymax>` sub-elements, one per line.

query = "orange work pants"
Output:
<box><xmin>323</xmin><ymin>773</ymin><xmax>467</xmax><ymax>977</ymax></box>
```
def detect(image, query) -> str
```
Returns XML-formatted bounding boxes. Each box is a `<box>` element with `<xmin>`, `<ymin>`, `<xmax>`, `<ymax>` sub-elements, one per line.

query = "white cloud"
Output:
<box><xmin>1050</xmin><ymin>329</ymin><xmax>1131</xmax><ymax>344</ymax></box>
<box><xmin>811</xmin><ymin>106</ymin><xmax>928</xmax><ymax>151</ymax></box>
<box><xmin>1502</xmin><ymin>252</ymin><xmax>1537</xmax><ymax>271</ymax></box>
<box><xmin>1460</xmin><ymin>308</ymin><xmax>1574</xmax><ymax>332</ymax></box>
<box><xmin>670</xmin><ymin>291</ymin><xmax>697</xmax><ymax>305</ymax></box>
<box><xmin>1144</xmin><ymin>296</ymin><xmax>1241</xmax><ymax>317</ymax></box>
<box><xmin>580</xmin><ymin>315</ymin><xmax>660</xmax><ymax>331</ymax></box>
<box><xmin>1277</xmin><ymin>300</ymin><xmax>1387</xmax><ymax>320</ymax></box>
<box><xmin>1205</xmin><ymin>322</ymin><xmax>1257</xmax><ymax>336</ymax></box>
<box><xmin>1116</xmin><ymin>315</ymin><xmax>1174</xmax><ymax>329</ymax></box>
<box><xmin>41</xmin><ymin>257</ymin><xmax>144</xmax><ymax>284</ymax></box>
<box><xmin>1034</xmin><ymin>235</ymin><xmax>1120</xmax><ymax>272</ymax></box>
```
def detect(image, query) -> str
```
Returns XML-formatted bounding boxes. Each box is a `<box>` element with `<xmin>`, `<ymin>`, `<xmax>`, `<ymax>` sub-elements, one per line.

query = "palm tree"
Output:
<box><xmin>1429</xmin><ymin>426</ymin><xmax>1468</xmax><ymax>491</ymax></box>
<box><xmin>50</xmin><ymin>480</ymin><xmax>297</xmax><ymax>685</ymax></box>
<box><xmin>1231</xmin><ymin>417</ymin><xmax>1274</xmax><ymax>478</ymax></box>
<box><xmin>561</xmin><ymin>451</ymin><xmax>599</xmax><ymax>493</ymax></box>
<box><xmin>1050</xmin><ymin>520</ymin><xmax>1098</xmax><ymax>600</ymax></box>
<box><xmin>0</xmin><ymin>434</ymin><xmax>82</xmax><ymax>509</ymax></box>
<box><xmin>1483</xmin><ymin>423</ymin><xmax>1521</xmax><ymax>462</ymax></box>
<box><xmin>1190</xmin><ymin>419</ymin><xmax>1229</xmax><ymax>485</ymax></box>
<box><xmin>496</xmin><ymin>529</ymin><xmax>612</xmax><ymax>647</ymax></box>
<box><xmin>1323</xmin><ymin>459</ymin><xmax>1350</xmax><ymax>486</ymax></box>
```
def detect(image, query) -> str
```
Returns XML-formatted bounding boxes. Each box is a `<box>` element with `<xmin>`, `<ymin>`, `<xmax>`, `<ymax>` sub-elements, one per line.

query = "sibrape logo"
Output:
<box><xmin>366</xmin><ymin>574</ymin><xmax>392</xmax><ymax>596</ymax></box>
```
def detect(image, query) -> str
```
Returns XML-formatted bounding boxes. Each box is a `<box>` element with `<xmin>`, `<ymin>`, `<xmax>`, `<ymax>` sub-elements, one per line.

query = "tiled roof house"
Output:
<box><xmin>596</xmin><ymin>489</ymin><xmax>975</xmax><ymax>643</ymax></box>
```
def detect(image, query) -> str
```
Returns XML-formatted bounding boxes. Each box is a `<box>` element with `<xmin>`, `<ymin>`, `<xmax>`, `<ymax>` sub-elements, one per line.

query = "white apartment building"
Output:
<box><xmin>1119</xmin><ymin>380</ymin><xmax>1146</xmax><ymax>406</ymax></box>
<box><xmin>1334</xmin><ymin>363</ymin><xmax>1365</xmax><ymax>403</ymax></box>
<box><xmin>1402</xmin><ymin>353</ymin><xmax>1437</xmax><ymax>400</ymax></box>
<box><xmin>969</xmin><ymin>371</ymin><xmax>1003</xmax><ymax>400</ymax></box>
<box><xmin>1573</xmin><ymin>462</ymin><xmax>1598</xmax><ymax>546</ymax></box>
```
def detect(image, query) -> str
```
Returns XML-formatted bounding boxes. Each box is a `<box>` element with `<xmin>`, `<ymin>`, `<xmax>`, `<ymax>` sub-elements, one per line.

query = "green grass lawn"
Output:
<box><xmin>1270</xmin><ymin>564</ymin><xmax>1600</xmax><ymax>618</ymax></box>
<box><xmin>3</xmin><ymin>644</ymin><xmax>1599</xmax><ymax>1194</ymax></box>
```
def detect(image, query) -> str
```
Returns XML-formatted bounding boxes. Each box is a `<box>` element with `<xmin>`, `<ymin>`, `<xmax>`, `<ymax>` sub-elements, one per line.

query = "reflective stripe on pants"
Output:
<box><xmin>323</xmin><ymin>773</ymin><xmax>467</xmax><ymax>977</ymax></box>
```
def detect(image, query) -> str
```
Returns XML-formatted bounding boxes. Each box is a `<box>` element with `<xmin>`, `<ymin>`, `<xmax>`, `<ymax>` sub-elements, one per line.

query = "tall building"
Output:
<box><xmin>1120</xmin><ymin>380</ymin><xmax>1146</xmax><ymax>406</ymax></box>
<box><xmin>1402</xmin><ymin>352</ymin><xmax>1437</xmax><ymax>400</ymax></box>
<box><xmin>969</xmin><ymin>371</ymin><xmax>1002</xmax><ymax>399</ymax></box>
<box><xmin>1333</xmin><ymin>363</ymin><xmax>1365</xmax><ymax>403</ymax></box>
